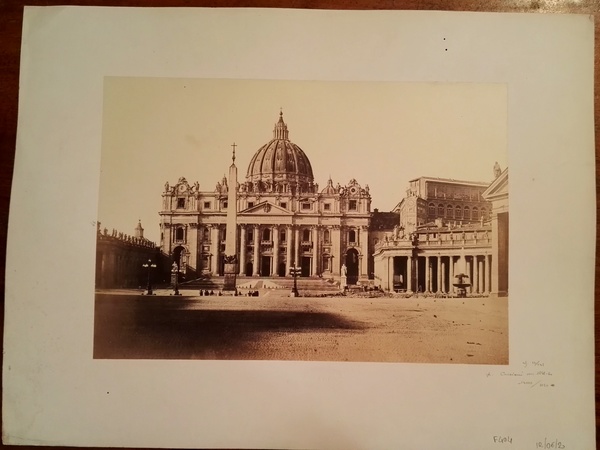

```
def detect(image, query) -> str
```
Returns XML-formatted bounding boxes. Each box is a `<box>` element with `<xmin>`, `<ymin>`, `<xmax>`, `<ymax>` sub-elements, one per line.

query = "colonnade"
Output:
<box><xmin>380</xmin><ymin>253</ymin><xmax>493</xmax><ymax>295</ymax></box>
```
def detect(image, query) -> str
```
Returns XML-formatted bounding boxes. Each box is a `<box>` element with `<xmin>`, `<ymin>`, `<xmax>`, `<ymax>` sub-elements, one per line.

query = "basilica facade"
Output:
<box><xmin>159</xmin><ymin>112</ymin><xmax>372</xmax><ymax>284</ymax></box>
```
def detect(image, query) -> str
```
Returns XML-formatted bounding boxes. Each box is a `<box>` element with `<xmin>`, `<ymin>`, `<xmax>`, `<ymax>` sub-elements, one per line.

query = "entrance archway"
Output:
<box><xmin>260</xmin><ymin>256</ymin><xmax>271</xmax><ymax>276</ymax></box>
<box><xmin>301</xmin><ymin>256</ymin><xmax>311</xmax><ymax>277</ymax></box>
<box><xmin>173</xmin><ymin>246</ymin><xmax>185</xmax><ymax>268</ymax></box>
<box><xmin>345</xmin><ymin>249</ymin><xmax>359</xmax><ymax>285</ymax></box>
<box><xmin>278</xmin><ymin>262</ymin><xmax>286</xmax><ymax>277</ymax></box>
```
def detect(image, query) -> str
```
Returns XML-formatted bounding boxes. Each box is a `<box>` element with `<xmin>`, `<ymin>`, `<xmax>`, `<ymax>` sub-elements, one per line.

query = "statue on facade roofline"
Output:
<box><xmin>493</xmin><ymin>161</ymin><xmax>501</xmax><ymax>179</ymax></box>
<box><xmin>164</xmin><ymin>181</ymin><xmax>169</xmax><ymax>192</ymax></box>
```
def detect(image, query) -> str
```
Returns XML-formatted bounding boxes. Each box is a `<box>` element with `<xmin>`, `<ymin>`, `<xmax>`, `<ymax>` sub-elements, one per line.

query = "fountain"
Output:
<box><xmin>453</xmin><ymin>273</ymin><xmax>471</xmax><ymax>298</ymax></box>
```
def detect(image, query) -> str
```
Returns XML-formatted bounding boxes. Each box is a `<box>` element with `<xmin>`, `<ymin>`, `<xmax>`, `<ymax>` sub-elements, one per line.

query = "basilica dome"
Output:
<box><xmin>246</xmin><ymin>112</ymin><xmax>314</xmax><ymax>190</ymax></box>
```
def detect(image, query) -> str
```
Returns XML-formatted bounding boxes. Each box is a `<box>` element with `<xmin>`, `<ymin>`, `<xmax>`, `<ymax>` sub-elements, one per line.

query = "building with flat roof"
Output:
<box><xmin>374</xmin><ymin>167</ymin><xmax>508</xmax><ymax>297</ymax></box>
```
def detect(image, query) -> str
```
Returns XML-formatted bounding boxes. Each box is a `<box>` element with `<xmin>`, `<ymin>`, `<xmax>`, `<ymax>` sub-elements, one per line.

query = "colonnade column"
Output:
<box><xmin>286</xmin><ymin>226</ymin><xmax>292</xmax><ymax>276</ymax></box>
<box><xmin>441</xmin><ymin>259</ymin><xmax>446</xmax><ymax>293</ymax></box>
<box><xmin>415</xmin><ymin>257</ymin><xmax>420</xmax><ymax>292</ymax></box>
<box><xmin>425</xmin><ymin>256</ymin><xmax>430</xmax><ymax>293</ymax></box>
<box><xmin>486</xmin><ymin>254</ymin><xmax>492</xmax><ymax>294</ymax></box>
<box><xmin>312</xmin><ymin>226</ymin><xmax>318</xmax><ymax>276</ymax></box>
<box><xmin>406</xmin><ymin>256</ymin><xmax>413</xmax><ymax>293</ymax></box>
<box><xmin>210</xmin><ymin>225</ymin><xmax>219</xmax><ymax>275</ymax></box>
<box><xmin>437</xmin><ymin>256</ymin><xmax>442</xmax><ymax>293</ymax></box>
<box><xmin>449</xmin><ymin>256</ymin><xmax>455</xmax><ymax>294</ymax></box>
<box><xmin>473</xmin><ymin>255</ymin><xmax>479</xmax><ymax>294</ymax></box>
<box><xmin>464</xmin><ymin>258</ymin><xmax>470</xmax><ymax>293</ymax></box>
<box><xmin>272</xmin><ymin>225</ymin><xmax>279</xmax><ymax>276</ymax></box>
<box><xmin>252</xmin><ymin>225</ymin><xmax>260</xmax><ymax>276</ymax></box>
<box><xmin>238</xmin><ymin>226</ymin><xmax>246</xmax><ymax>275</ymax></box>
<box><xmin>478</xmin><ymin>258</ymin><xmax>484</xmax><ymax>293</ymax></box>
<box><xmin>388</xmin><ymin>256</ymin><xmax>394</xmax><ymax>292</ymax></box>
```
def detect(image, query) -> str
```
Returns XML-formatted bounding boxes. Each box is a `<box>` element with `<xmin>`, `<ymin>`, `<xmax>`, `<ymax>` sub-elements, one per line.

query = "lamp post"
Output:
<box><xmin>142</xmin><ymin>259</ymin><xmax>157</xmax><ymax>295</ymax></box>
<box><xmin>289</xmin><ymin>264</ymin><xmax>301</xmax><ymax>297</ymax></box>
<box><xmin>171</xmin><ymin>262</ymin><xmax>182</xmax><ymax>296</ymax></box>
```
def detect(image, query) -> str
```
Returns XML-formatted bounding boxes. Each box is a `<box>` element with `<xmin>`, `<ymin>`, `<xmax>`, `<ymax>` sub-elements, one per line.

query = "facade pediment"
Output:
<box><xmin>239</xmin><ymin>201</ymin><xmax>293</xmax><ymax>216</ymax></box>
<box><xmin>482</xmin><ymin>169</ymin><xmax>508</xmax><ymax>201</ymax></box>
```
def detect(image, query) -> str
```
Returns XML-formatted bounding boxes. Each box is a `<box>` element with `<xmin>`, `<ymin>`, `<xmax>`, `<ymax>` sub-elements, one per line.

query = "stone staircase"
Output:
<box><xmin>181</xmin><ymin>275</ymin><xmax>341</xmax><ymax>294</ymax></box>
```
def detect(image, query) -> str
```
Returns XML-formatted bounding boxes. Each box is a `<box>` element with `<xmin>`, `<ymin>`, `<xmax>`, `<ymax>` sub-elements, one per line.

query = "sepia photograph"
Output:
<box><xmin>4</xmin><ymin>7</ymin><xmax>595</xmax><ymax>448</ymax></box>
<box><xmin>94</xmin><ymin>78</ymin><xmax>509</xmax><ymax>363</ymax></box>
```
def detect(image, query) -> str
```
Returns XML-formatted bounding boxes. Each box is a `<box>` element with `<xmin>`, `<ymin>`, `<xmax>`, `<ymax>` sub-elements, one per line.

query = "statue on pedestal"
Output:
<box><xmin>340</xmin><ymin>263</ymin><xmax>348</xmax><ymax>290</ymax></box>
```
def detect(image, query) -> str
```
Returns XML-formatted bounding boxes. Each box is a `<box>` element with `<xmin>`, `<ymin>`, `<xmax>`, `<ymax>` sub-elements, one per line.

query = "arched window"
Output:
<box><xmin>472</xmin><ymin>207</ymin><xmax>479</xmax><ymax>220</ymax></box>
<box><xmin>302</xmin><ymin>229</ymin><xmax>311</xmax><ymax>242</ymax></box>
<box><xmin>202</xmin><ymin>227</ymin><xmax>209</xmax><ymax>240</ymax></box>
<box><xmin>446</xmin><ymin>205</ymin><xmax>453</xmax><ymax>219</ymax></box>
<box><xmin>262</xmin><ymin>228</ymin><xmax>271</xmax><ymax>241</ymax></box>
<box><xmin>348</xmin><ymin>229</ymin><xmax>356</xmax><ymax>243</ymax></box>
<box><xmin>438</xmin><ymin>204</ymin><xmax>445</xmax><ymax>217</ymax></box>
<box><xmin>280</xmin><ymin>229</ymin><xmax>286</xmax><ymax>242</ymax></box>
<box><xmin>323</xmin><ymin>229</ymin><xmax>330</xmax><ymax>243</ymax></box>
<box><xmin>455</xmin><ymin>206</ymin><xmax>462</xmax><ymax>219</ymax></box>
<box><xmin>464</xmin><ymin>206</ymin><xmax>470</xmax><ymax>220</ymax></box>
<box><xmin>429</xmin><ymin>203</ymin><xmax>435</xmax><ymax>217</ymax></box>
<box><xmin>175</xmin><ymin>227</ymin><xmax>184</xmax><ymax>241</ymax></box>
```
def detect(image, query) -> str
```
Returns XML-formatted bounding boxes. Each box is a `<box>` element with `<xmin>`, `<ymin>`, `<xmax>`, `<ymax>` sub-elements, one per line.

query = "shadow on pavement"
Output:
<box><xmin>94</xmin><ymin>294</ymin><xmax>364</xmax><ymax>360</ymax></box>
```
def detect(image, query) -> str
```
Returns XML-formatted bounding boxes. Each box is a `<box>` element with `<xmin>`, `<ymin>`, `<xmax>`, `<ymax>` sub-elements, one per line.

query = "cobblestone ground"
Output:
<box><xmin>94</xmin><ymin>291</ymin><xmax>508</xmax><ymax>364</ymax></box>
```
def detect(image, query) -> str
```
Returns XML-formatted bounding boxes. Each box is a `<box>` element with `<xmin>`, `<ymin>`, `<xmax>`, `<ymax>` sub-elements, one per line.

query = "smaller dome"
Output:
<box><xmin>321</xmin><ymin>177</ymin><xmax>337</xmax><ymax>195</ymax></box>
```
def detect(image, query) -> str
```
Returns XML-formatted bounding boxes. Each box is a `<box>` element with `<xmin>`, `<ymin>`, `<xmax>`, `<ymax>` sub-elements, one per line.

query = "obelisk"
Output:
<box><xmin>223</xmin><ymin>143</ymin><xmax>238</xmax><ymax>292</ymax></box>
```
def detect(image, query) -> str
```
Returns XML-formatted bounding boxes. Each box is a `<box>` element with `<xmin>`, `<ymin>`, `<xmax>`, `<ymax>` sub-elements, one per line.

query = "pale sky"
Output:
<box><xmin>99</xmin><ymin>78</ymin><xmax>507</xmax><ymax>243</ymax></box>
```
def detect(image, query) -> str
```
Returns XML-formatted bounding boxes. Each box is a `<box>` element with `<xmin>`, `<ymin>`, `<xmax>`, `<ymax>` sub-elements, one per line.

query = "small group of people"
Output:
<box><xmin>246</xmin><ymin>290</ymin><xmax>259</xmax><ymax>297</ymax></box>
<box><xmin>199</xmin><ymin>290</ymin><xmax>216</xmax><ymax>296</ymax></box>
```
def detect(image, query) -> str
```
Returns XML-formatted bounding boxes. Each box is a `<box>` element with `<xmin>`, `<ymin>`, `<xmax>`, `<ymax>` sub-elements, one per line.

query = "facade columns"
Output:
<box><xmin>239</xmin><ymin>226</ymin><xmax>246</xmax><ymax>275</ymax></box>
<box><xmin>272</xmin><ymin>225</ymin><xmax>279</xmax><ymax>276</ymax></box>
<box><xmin>286</xmin><ymin>226</ymin><xmax>292</xmax><ymax>276</ymax></box>
<box><xmin>360</xmin><ymin>226</ymin><xmax>369</xmax><ymax>278</ymax></box>
<box><xmin>294</xmin><ymin>228</ymin><xmax>300</xmax><ymax>266</ymax></box>
<box><xmin>312</xmin><ymin>226</ymin><xmax>318</xmax><ymax>276</ymax></box>
<box><xmin>252</xmin><ymin>225</ymin><xmax>260</xmax><ymax>276</ymax></box>
<box><xmin>210</xmin><ymin>225</ymin><xmax>219</xmax><ymax>274</ymax></box>
<box><xmin>332</xmin><ymin>226</ymin><xmax>341</xmax><ymax>275</ymax></box>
